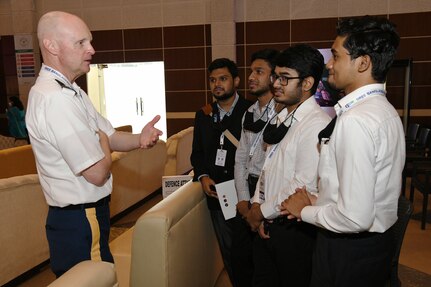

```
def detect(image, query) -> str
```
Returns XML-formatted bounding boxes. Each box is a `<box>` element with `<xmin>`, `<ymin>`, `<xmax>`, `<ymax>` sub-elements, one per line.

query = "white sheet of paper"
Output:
<box><xmin>215</xmin><ymin>180</ymin><xmax>238</xmax><ymax>220</ymax></box>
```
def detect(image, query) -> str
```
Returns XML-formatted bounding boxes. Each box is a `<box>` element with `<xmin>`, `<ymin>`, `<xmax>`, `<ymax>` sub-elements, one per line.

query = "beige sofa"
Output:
<box><xmin>0</xmin><ymin>145</ymin><xmax>37</xmax><ymax>179</ymax></box>
<box><xmin>110</xmin><ymin>141</ymin><xmax>166</xmax><ymax>217</ymax></box>
<box><xmin>0</xmin><ymin>141</ymin><xmax>166</xmax><ymax>286</ymax></box>
<box><xmin>110</xmin><ymin>181</ymin><xmax>232</xmax><ymax>287</ymax></box>
<box><xmin>0</xmin><ymin>174</ymin><xmax>48</xmax><ymax>286</ymax></box>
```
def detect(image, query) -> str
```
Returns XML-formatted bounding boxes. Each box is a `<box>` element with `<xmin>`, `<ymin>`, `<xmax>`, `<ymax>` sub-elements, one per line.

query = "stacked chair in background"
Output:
<box><xmin>402</xmin><ymin>122</ymin><xmax>431</xmax><ymax>229</ymax></box>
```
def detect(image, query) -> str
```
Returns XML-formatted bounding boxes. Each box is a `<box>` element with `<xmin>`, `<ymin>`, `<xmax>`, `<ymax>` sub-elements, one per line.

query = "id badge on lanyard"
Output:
<box><xmin>258</xmin><ymin>144</ymin><xmax>279</xmax><ymax>201</ymax></box>
<box><xmin>259</xmin><ymin>170</ymin><xmax>265</xmax><ymax>201</ymax></box>
<box><xmin>215</xmin><ymin>133</ymin><xmax>227</xmax><ymax>167</ymax></box>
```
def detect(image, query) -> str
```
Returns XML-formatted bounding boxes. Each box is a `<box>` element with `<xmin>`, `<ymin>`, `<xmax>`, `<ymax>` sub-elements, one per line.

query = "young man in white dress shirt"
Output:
<box><xmin>245</xmin><ymin>44</ymin><xmax>331</xmax><ymax>287</ymax></box>
<box><xmin>282</xmin><ymin>16</ymin><xmax>405</xmax><ymax>287</ymax></box>
<box><xmin>232</xmin><ymin>48</ymin><xmax>278</xmax><ymax>287</ymax></box>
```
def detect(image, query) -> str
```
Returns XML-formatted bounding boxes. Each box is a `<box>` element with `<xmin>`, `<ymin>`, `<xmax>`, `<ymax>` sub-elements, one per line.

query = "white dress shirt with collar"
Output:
<box><xmin>251</xmin><ymin>96</ymin><xmax>331</xmax><ymax>219</ymax></box>
<box><xmin>234</xmin><ymin>99</ymin><xmax>275</xmax><ymax>201</ymax></box>
<box><xmin>301</xmin><ymin>83</ymin><xmax>406</xmax><ymax>233</ymax></box>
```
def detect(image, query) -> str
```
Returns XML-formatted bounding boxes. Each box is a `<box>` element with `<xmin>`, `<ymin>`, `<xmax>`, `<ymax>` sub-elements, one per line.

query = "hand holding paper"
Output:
<box><xmin>215</xmin><ymin>180</ymin><xmax>238</xmax><ymax>220</ymax></box>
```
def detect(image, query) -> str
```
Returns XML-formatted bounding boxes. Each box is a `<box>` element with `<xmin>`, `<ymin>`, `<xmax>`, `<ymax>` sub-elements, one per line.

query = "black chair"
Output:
<box><xmin>407</xmin><ymin>127</ymin><xmax>430</xmax><ymax>151</ymax></box>
<box><xmin>411</xmin><ymin>161</ymin><xmax>431</xmax><ymax>229</ymax></box>
<box><xmin>405</xmin><ymin>123</ymin><xmax>420</xmax><ymax>145</ymax></box>
<box><xmin>401</xmin><ymin>127</ymin><xmax>431</xmax><ymax>196</ymax></box>
<box><xmin>389</xmin><ymin>196</ymin><xmax>413</xmax><ymax>287</ymax></box>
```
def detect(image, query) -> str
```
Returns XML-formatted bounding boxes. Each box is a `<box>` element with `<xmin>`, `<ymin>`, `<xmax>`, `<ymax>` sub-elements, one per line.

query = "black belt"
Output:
<box><xmin>267</xmin><ymin>217</ymin><xmax>297</xmax><ymax>225</ymax></box>
<box><xmin>263</xmin><ymin>217</ymin><xmax>298</xmax><ymax>234</ymax></box>
<box><xmin>49</xmin><ymin>195</ymin><xmax>111</xmax><ymax>211</ymax></box>
<box><xmin>319</xmin><ymin>228</ymin><xmax>381</xmax><ymax>239</ymax></box>
<box><xmin>248</xmin><ymin>174</ymin><xmax>259</xmax><ymax>180</ymax></box>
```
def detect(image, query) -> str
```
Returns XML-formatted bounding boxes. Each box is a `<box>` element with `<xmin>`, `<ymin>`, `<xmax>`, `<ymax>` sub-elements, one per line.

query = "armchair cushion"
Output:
<box><xmin>164</xmin><ymin>127</ymin><xmax>193</xmax><ymax>176</ymax></box>
<box><xmin>48</xmin><ymin>260</ymin><xmax>118</xmax><ymax>287</ymax></box>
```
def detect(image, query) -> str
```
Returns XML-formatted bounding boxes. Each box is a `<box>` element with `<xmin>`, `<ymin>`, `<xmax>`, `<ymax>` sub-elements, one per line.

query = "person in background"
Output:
<box><xmin>6</xmin><ymin>96</ymin><xmax>28</xmax><ymax>139</ymax></box>
<box><xmin>246</xmin><ymin>44</ymin><xmax>330</xmax><ymax>287</ymax></box>
<box><xmin>190</xmin><ymin>58</ymin><xmax>251</xmax><ymax>284</ymax></box>
<box><xmin>232</xmin><ymin>48</ymin><xmax>279</xmax><ymax>287</ymax></box>
<box><xmin>281</xmin><ymin>15</ymin><xmax>405</xmax><ymax>287</ymax></box>
<box><xmin>26</xmin><ymin>11</ymin><xmax>162</xmax><ymax>277</ymax></box>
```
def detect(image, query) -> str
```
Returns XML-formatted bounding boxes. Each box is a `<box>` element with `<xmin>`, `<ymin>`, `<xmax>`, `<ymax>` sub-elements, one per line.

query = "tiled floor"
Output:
<box><xmin>14</xmin><ymin>188</ymin><xmax>431</xmax><ymax>286</ymax></box>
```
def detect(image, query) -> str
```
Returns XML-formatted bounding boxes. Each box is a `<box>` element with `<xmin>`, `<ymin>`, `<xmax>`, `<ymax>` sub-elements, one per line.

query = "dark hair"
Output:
<box><xmin>337</xmin><ymin>15</ymin><xmax>400</xmax><ymax>82</ymax></box>
<box><xmin>275</xmin><ymin>44</ymin><xmax>324</xmax><ymax>95</ymax></box>
<box><xmin>251</xmin><ymin>49</ymin><xmax>280</xmax><ymax>71</ymax></box>
<box><xmin>208</xmin><ymin>58</ymin><xmax>239</xmax><ymax>78</ymax></box>
<box><xmin>9</xmin><ymin>96</ymin><xmax>24</xmax><ymax>110</ymax></box>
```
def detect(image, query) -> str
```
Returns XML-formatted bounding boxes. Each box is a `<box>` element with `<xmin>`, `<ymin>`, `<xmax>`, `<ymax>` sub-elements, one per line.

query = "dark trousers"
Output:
<box><xmin>232</xmin><ymin>215</ymin><xmax>255</xmax><ymax>287</ymax></box>
<box><xmin>230</xmin><ymin>174</ymin><xmax>259</xmax><ymax>287</ymax></box>
<box><xmin>310</xmin><ymin>228</ymin><xmax>394</xmax><ymax>287</ymax></box>
<box><xmin>210</xmin><ymin>209</ymin><xmax>234</xmax><ymax>283</ymax></box>
<box><xmin>252</xmin><ymin>220</ymin><xmax>316</xmax><ymax>287</ymax></box>
<box><xmin>46</xmin><ymin>204</ymin><xmax>113</xmax><ymax>277</ymax></box>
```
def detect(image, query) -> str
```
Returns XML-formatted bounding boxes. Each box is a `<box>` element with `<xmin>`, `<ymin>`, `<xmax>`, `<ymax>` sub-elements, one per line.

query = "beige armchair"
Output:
<box><xmin>110</xmin><ymin>181</ymin><xmax>232</xmax><ymax>287</ymax></box>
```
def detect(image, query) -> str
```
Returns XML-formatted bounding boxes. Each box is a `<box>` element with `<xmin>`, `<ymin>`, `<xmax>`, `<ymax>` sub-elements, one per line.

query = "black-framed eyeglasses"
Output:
<box><xmin>270</xmin><ymin>74</ymin><xmax>303</xmax><ymax>86</ymax></box>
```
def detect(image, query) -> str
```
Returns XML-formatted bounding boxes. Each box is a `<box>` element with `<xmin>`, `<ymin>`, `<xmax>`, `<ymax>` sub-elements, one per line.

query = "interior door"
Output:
<box><xmin>88</xmin><ymin>62</ymin><xmax>167</xmax><ymax>141</ymax></box>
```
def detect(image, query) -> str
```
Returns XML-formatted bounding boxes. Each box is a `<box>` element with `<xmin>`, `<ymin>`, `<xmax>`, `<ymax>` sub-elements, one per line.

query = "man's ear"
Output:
<box><xmin>234</xmin><ymin>76</ymin><xmax>240</xmax><ymax>88</ymax></box>
<box><xmin>43</xmin><ymin>38</ymin><xmax>59</xmax><ymax>55</ymax></box>
<box><xmin>358</xmin><ymin>55</ymin><xmax>371</xmax><ymax>73</ymax></box>
<box><xmin>302</xmin><ymin>76</ymin><xmax>314</xmax><ymax>93</ymax></box>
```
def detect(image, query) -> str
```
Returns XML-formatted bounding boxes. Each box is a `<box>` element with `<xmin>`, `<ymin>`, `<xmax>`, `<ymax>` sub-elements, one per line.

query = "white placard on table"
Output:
<box><xmin>162</xmin><ymin>175</ymin><xmax>193</xmax><ymax>198</ymax></box>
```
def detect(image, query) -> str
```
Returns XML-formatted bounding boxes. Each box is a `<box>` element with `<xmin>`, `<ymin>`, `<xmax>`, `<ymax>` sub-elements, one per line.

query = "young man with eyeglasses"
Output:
<box><xmin>245</xmin><ymin>44</ymin><xmax>331</xmax><ymax>287</ymax></box>
<box><xmin>281</xmin><ymin>16</ymin><xmax>404</xmax><ymax>287</ymax></box>
<box><xmin>232</xmin><ymin>49</ymin><xmax>279</xmax><ymax>287</ymax></box>
<box><xmin>190</xmin><ymin>58</ymin><xmax>251</xmax><ymax>283</ymax></box>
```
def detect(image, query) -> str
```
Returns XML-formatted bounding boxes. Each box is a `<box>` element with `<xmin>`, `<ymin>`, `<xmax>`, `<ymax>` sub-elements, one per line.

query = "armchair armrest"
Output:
<box><xmin>48</xmin><ymin>261</ymin><xmax>118</xmax><ymax>287</ymax></box>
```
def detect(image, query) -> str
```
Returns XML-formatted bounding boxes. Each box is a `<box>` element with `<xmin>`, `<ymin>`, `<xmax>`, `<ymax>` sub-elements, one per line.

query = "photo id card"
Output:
<box><xmin>215</xmin><ymin>149</ymin><xmax>227</xmax><ymax>167</ymax></box>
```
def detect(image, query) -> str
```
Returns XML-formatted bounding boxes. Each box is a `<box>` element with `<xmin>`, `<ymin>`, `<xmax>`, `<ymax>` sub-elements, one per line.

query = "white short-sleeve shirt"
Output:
<box><xmin>26</xmin><ymin>64</ymin><xmax>116</xmax><ymax>207</ymax></box>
